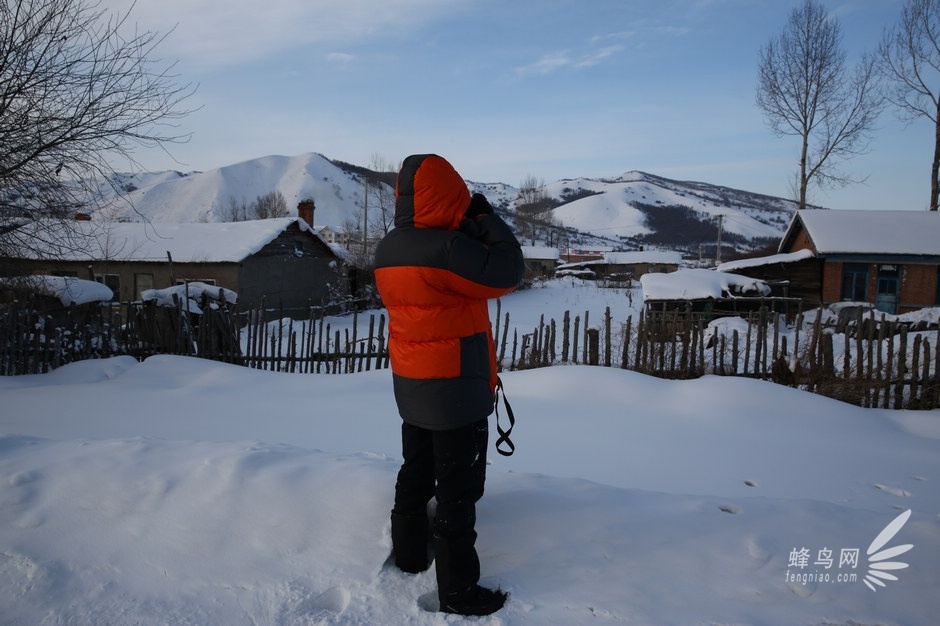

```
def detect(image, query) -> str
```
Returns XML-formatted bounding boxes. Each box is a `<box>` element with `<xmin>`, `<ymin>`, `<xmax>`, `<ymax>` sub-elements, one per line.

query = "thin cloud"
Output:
<box><xmin>574</xmin><ymin>45</ymin><xmax>625</xmax><ymax>68</ymax></box>
<box><xmin>327</xmin><ymin>52</ymin><xmax>356</xmax><ymax>66</ymax></box>
<box><xmin>515</xmin><ymin>43</ymin><xmax>624</xmax><ymax>77</ymax></box>
<box><xmin>516</xmin><ymin>52</ymin><xmax>575</xmax><ymax>76</ymax></box>
<box><xmin>103</xmin><ymin>0</ymin><xmax>471</xmax><ymax>71</ymax></box>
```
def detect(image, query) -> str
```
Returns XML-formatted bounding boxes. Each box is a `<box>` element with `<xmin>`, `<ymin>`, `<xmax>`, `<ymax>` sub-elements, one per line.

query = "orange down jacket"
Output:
<box><xmin>374</xmin><ymin>154</ymin><xmax>525</xmax><ymax>430</ymax></box>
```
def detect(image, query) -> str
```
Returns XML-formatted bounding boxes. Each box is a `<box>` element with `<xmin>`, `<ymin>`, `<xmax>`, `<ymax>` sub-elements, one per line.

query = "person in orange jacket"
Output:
<box><xmin>374</xmin><ymin>154</ymin><xmax>525</xmax><ymax>616</ymax></box>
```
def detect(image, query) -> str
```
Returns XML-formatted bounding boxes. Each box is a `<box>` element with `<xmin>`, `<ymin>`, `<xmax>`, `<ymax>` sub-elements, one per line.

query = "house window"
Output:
<box><xmin>840</xmin><ymin>263</ymin><xmax>869</xmax><ymax>302</ymax></box>
<box><xmin>134</xmin><ymin>273</ymin><xmax>153</xmax><ymax>301</ymax></box>
<box><xmin>95</xmin><ymin>274</ymin><xmax>120</xmax><ymax>301</ymax></box>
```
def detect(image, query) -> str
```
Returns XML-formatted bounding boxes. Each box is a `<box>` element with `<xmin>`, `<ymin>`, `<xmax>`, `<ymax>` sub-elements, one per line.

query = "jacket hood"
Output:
<box><xmin>394</xmin><ymin>154</ymin><xmax>470</xmax><ymax>230</ymax></box>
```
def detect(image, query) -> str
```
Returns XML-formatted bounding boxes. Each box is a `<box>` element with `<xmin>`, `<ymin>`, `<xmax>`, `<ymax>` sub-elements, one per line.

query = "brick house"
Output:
<box><xmin>775</xmin><ymin>209</ymin><xmax>940</xmax><ymax>314</ymax></box>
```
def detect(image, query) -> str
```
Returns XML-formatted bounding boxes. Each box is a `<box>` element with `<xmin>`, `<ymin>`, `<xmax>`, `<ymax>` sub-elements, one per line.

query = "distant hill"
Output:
<box><xmin>92</xmin><ymin>152</ymin><xmax>807</xmax><ymax>257</ymax></box>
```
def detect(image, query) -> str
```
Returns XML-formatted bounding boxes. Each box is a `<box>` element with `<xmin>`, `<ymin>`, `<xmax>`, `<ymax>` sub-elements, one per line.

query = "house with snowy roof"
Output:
<box><xmin>717</xmin><ymin>248</ymin><xmax>822</xmax><ymax>308</ymax></box>
<box><xmin>557</xmin><ymin>249</ymin><xmax>682</xmax><ymax>282</ymax></box>
<box><xmin>724</xmin><ymin>209</ymin><xmax>940</xmax><ymax>315</ymax></box>
<box><xmin>521</xmin><ymin>246</ymin><xmax>560</xmax><ymax>278</ymax></box>
<box><xmin>0</xmin><ymin>218</ymin><xmax>348</xmax><ymax>317</ymax></box>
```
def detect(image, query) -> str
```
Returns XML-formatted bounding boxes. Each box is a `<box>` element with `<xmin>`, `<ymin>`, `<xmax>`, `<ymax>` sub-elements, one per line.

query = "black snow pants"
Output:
<box><xmin>391</xmin><ymin>417</ymin><xmax>489</xmax><ymax>595</ymax></box>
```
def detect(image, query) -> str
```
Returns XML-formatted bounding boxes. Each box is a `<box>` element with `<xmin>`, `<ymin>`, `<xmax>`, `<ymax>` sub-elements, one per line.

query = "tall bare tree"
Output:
<box><xmin>0</xmin><ymin>0</ymin><xmax>194</xmax><ymax>258</ymax></box>
<box><xmin>756</xmin><ymin>0</ymin><xmax>882</xmax><ymax>209</ymax></box>
<box><xmin>365</xmin><ymin>153</ymin><xmax>397</xmax><ymax>237</ymax></box>
<box><xmin>879</xmin><ymin>0</ymin><xmax>940</xmax><ymax>211</ymax></box>
<box><xmin>514</xmin><ymin>174</ymin><xmax>557</xmax><ymax>245</ymax></box>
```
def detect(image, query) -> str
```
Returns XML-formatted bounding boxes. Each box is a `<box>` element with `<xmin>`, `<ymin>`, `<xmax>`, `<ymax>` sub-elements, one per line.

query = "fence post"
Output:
<box><xmin>621</xmin><ymin>316</ymin><xmax>632</xmax><ymax>370</ymax></box>
<box><xmin>587</xmin><ymin>327</ymin><xmax>599</xmax><ymax>366</ymax></box>
<box><xmin>562</xmin><ymin>310</ymin><xmax>570</xmax><ymax>363</ymax></box>
<box><xmin>572</xmin><ymin>315</ymin><xmax>580</xmax><ymax>365</ymax></box>
<box><xmin>582</xmin><ymin>310</ymin><xmax>590</xmax><ymax>364</ymax></box>
<box><xmin>894</xmin><ymin>326</ymin><xmax>908</xmax><ymax>410</ymax></box>
<box><xmin>604</xmin><ymin>306</ymin><xmax>611</xmax><ymax>367</ymax></box>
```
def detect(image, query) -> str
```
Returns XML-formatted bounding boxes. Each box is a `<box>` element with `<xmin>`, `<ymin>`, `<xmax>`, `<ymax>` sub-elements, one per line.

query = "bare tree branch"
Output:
<box><xmin>879</xmin><ymin>0</ymin><xmax>940</xmax><ymax>210</ymax></box>
<box><xmin>756</xmin><ymin>0</ymin><xmax>882</xmax><ymax>209</ymax></box>
<box><xmin>0</xmin><ymin>0</ymin><xmax>196</xmax><ymax>258</ymax></box>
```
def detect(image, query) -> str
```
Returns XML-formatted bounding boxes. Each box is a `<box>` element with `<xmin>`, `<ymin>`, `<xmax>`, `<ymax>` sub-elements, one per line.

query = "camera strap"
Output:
<box><xmin>494</xmin><ymin>377</ymin><xmax>515</xmax><ymax>457</ymax></box>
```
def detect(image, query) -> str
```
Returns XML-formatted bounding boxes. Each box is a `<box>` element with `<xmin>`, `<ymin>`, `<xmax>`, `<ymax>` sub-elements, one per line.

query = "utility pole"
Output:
<box><xmin>716</xmin><ymin>214</ymin><xmax>723</xmax><ymax>265</ymax></box>
<box><xmin>363</xmin><ymin>178</ymin><xmax>369</xmax><ymax>255</ymax></box>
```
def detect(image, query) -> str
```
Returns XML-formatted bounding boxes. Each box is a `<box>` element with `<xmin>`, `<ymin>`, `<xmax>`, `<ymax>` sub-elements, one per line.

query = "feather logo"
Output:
<box><xmin>863</xmin><ymin>509</ymin><xmax>913</xmax><ymax>592</ymax></box>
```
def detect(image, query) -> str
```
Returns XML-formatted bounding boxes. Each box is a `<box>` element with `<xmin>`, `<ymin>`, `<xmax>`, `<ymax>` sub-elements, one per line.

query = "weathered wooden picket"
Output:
<box><xmin>1</xmin><ymin>297</ymin><xmax>937</xmax><ymax>410</ymax></box>
<box><xmin>241</xmin><ymin>307</ymin><xmax>389</xmax><ymax>374</ymax></box>
<box><xmin>510</xmin><ymin>302</ymin><xmax>939</xmax><ymax>410</ymax></box>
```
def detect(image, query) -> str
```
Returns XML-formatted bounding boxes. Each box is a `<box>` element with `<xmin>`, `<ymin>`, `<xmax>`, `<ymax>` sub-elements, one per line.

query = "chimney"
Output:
<box><xmin>297</xmin><ymin>199</ymin><xmax>315</xmax><ymax>228</ymax></box>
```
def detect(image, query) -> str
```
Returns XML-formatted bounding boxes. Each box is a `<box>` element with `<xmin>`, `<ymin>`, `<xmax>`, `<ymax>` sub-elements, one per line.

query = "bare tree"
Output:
<box><xmin>365</xmin><ymin>153</ymin><xmax>397</xmax><ymax>237</ymax></box>
<box><xmin>214</xmin><ymin>196</ymin><xmax>250</xmax><ymax>222</ymax></box>
<box><xmin>879</xmin><ymin>0</ymin><xmax>940</xmax><ymax>211</ymax></box>
<box><xmin>756</xmin><ymin>0</ymin><xmax>882</xmax><ymax>209</ymax></box>
<box><xmin>0</xmin><ymin>0</ymin><xmax>195</xmax><ymax>258</ymax></box>
<box><xmin>251</xmin><ymin>191</ymin><xmax>289</xmax><ymax>219</ymax></box>
<box><xmin>515</xmin><ymin>174</ymin><xmax>556</xmax><ymax>244</ymax></box>
<box><xmin>213</xmin><ymin>192</ymin><xmax>289</xmax><ymax>222</ymax></box>
<box><xmin>516</xmin><ymin>174</ymin><xmax>551</xmax><ymax>214</ymax></box>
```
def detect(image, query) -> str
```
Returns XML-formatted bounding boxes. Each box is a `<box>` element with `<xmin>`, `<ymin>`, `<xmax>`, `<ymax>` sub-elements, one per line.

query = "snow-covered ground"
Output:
<box><xmin>1</xmin><ymin>280</ymin><xmax>938</xmax><ymax>625</ymax></box>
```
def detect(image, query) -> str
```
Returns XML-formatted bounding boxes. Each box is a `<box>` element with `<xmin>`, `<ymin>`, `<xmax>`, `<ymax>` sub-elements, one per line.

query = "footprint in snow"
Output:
<box><xmin>874</xmin><ymin>483</ymin><xmax>911</xmax><ymax>497</ymax></box>
<box><xmin>297</xmin><ymin>586</ymin><xmax>350</xmax><ymax>617</ymax></box>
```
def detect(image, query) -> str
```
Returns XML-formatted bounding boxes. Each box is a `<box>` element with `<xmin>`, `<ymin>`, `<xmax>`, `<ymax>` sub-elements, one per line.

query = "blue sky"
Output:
<box><xmin>108</xmin><ymin>0</ymin><xmax>928</xmax><ymax>211</ymax></box>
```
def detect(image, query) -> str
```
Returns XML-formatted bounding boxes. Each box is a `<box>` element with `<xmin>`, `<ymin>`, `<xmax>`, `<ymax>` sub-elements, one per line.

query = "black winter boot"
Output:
<box><xmin>433</xmin><ymin>532</ymin><xmax>506</xmax><ymax>615</ymax></box>
<box><xmin>440</xmin><ymin>584</ymin><xmax>508</xmax><ymax>616</ymax></box>
<box><xmin>390</xmin><ymin>512</ymin><xmax>430</xmax><ymax>573</ymax></box>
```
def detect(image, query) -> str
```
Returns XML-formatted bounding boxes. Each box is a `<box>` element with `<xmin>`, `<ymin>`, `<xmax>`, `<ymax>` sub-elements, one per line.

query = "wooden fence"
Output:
<box><xmin>0</xmin><ymin>296</ymin><xmax>243</xmax><ymax>376</ymax></box>
<box><xmin>1</xmin><ymin>297</ymin><xmax>937</xmax><ymax>410</ymax></box>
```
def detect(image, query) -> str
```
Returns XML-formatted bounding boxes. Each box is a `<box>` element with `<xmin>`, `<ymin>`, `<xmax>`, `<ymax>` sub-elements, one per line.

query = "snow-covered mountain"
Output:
<box><xmin>99</xmin><ymin>152</ymin><xmax>804</xmax><ymax>254</ymax></box>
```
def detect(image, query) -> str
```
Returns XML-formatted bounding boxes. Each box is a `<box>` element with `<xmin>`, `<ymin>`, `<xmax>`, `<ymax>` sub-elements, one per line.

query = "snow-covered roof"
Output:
<box><xmin>782</xmin><ymin>209</ymin><xmax>940</xmax><ymax>256</ymax></box>
<box><xmin>5</xmin><ymin>218</ymin><xmax>332</xmax><ymax>263</ymax></box>
<box><xmin>0</xmin><ymin>275</ymin><xmax>113</xmax><ymax>306</ymax></box>
<box><xmin>521</xmin><ymin>246</ymin><xmax>560</xmax><ymax>260</ymax></box>
<box><xmin>142</xmin><ymin>281</ymin><xmax>238</xmax><ymax>314</ymax></box>
<box><xmin>557</xmin><ymin>250</ymin><xmax>683</xmax><ymax>269</ymax></box>
<box><xmin>717</xmin><ymin>249</ymin><xmax>815</xmax><ymax>272</ymax></box>
<box><xmin>604</xmin><ymin>250</ymin><xmax>682</xmax><ymax>265</ymax></box>
<box><xmin>640</xmin><ymin>268</ymin><xmax>771</xmax><ymax>301</ymax></box>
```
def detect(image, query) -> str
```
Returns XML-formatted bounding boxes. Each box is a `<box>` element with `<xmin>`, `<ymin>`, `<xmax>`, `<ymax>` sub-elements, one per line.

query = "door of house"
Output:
<box><xmin>875</xmin><ymin>264</ymin><xmax>901</xmax><ymax>314</ymax></box>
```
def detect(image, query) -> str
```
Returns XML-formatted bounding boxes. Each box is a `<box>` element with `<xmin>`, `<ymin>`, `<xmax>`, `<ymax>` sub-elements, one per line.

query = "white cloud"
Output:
<box><xmin>327</xmin><ymin>52</ymin><xmax>356</xmax><ymax>66</ymax></box>
<box><xmin>102</xmin><ymin>0</ymin><xmax>470</xmax><ymax>71</ymax></box>
<box><xmin>574</xmin><ymin>45</ymin><xmax>624</xmax><ymax>68</ymax></box>
<box><xmin>515</xmin><ymin>42</ymin><xmax>625</xmax><ymax>76</ymax></box>
<box><xmin>515</xmin><ymin>51</ymin><xmax>574</xmax><ymax>76</ymax></box>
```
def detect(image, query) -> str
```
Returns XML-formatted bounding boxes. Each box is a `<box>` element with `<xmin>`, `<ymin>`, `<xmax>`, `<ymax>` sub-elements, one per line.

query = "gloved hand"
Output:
<box><xmin>466</xmin><ymin>193</ymin><xmax>494</xmax><ymax>220</ymax></box>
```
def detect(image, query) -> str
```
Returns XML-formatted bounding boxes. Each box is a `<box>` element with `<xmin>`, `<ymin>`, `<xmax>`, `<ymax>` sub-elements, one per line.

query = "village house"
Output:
<box><xmin>0</xmin><ymin>217</ymin><xmax>349</xmax><ymax>318</ymax></box>
<box><xmin>557</xmin><ymin>250</ymin><xmax>682</xmax><ymax>283</ymax></box>
<box><xmin>521</xmin><ymin>246</ymin><xmax>560</xmax><ymax>278</ymax></box>
<box><xmin>315</xmin><ymin>225</ymin><xmax>350</xmax><ymax>247</ymax></box>
<box><xmin>717</xmin><ymin>249</ymin><xmax>822</xmax><ymax>308</ymax></box>
<box><xmin>727</xmin><ymin>209</ymin><xmax>940</xmax><ymax>315</ymax></box>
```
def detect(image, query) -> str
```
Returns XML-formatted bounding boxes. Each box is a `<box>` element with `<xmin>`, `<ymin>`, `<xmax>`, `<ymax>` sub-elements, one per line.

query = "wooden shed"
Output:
<box><xmin>717</xmin><ymin>249</ymin><xmax>823</xmax><ymax>309</ymax></box>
